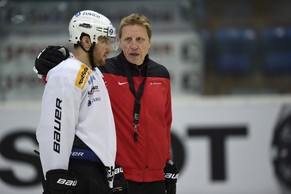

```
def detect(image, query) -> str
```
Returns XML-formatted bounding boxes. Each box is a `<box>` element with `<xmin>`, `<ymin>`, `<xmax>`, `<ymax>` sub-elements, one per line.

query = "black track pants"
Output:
<box><xmin>69</xmin><ymin>160</ymin><xmax>111</xmax><ymax>194</ymax></box>
<box><xmin>127</xmin><ymin>180</ymin><xmax>166</xmax><ymax>194</ymax></box>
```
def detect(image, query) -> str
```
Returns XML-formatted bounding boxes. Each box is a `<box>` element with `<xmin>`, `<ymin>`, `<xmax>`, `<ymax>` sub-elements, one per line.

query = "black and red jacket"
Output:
<box><xmin>99</xmin><ymin>52</ymin><xmax>172</xmax><ymax>182</ymax></box>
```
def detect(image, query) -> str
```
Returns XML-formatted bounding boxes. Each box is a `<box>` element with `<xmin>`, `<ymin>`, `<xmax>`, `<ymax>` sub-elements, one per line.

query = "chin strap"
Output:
<box><xmin>88</xmin><ymin>43</ymin><xmax>96</xmax><ymax>68</ymax></box>
<box><xmin>78</xmin><ymin>42</ymin><xmax>97</xmax><ymax>69</ymax></box>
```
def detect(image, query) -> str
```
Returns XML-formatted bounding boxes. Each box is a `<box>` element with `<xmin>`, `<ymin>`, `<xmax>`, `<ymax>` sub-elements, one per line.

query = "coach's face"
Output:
<box><xmin>119</xmin><ymin>24</ymin><xmax>151</xmax><ymax>66</ymax></box>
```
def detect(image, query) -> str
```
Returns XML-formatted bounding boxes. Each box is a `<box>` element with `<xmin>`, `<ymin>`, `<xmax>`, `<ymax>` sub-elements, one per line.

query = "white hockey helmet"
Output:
<box><xmin>68</xmin><ymin>10</ymin><xmax>116</xmax><ymax>47</ymax></box>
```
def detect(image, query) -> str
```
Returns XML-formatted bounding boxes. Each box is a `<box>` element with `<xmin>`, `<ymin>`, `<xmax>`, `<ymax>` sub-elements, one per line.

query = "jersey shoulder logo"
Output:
<box><xmin>75</xmin><ymin>64</ymin><xmax>92</xmax><ymax>89</ymax></box>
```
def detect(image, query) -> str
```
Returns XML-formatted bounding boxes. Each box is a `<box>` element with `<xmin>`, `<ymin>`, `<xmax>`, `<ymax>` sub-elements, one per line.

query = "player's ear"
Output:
<box><xmin>80</xmin><ymin>35</ymin><xmax>92</xmax><ymax>51</ymax></box>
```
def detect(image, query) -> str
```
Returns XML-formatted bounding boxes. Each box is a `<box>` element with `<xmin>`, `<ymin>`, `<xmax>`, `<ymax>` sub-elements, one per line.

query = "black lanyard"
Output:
<box><xmin>124</xmin><ymin>63</ymin><xmax>147</xmax><ymax>142</ymax></box>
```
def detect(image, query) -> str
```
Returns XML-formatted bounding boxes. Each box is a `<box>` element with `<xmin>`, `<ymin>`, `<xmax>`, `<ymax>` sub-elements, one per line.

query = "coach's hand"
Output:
<box><xmin>112</xmin><ymin>164</ymin><xmax>128</xmax><ymax>194</ymax></box>
<box><xmin>34</xmin><ymin>45</ymin><xmax>69</xmax><ymax>78</ymax></box>
<box><xmin>43</xmin><ymin>169</ymin><xmax>77</xmax><ymax>194</ymax></box>
<box><xmin>164</xmin><ymin>160</ymin><xmax>179</xmax><ymax>194</ymax></box>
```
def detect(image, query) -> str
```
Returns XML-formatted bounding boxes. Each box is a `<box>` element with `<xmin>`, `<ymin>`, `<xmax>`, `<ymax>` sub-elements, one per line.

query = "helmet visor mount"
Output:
<box><xmin>94</xmin><ymin>25</ymin><xmax>117</xmax><ymax>51</ymax></box>
<box><xmin>107</xmin><ymin>25</ymin><xmax>118</xmax><ymax>51</ymax></box>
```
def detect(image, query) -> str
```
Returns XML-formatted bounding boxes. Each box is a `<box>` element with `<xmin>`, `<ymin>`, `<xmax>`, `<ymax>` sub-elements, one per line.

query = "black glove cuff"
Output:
<box><xmin>44</xmin><ymin>169</ymin><xmax>77</xmax><ymax>194</ymax></box>
<box><xmin>164</xmin><ymin>160</ymin><xmax>179</xmax><ymax>183</ymax></box>
<box><xmin>113</xmin><ymin>164</ymin><xmax>128</xmax><ymax>193</ymax></box>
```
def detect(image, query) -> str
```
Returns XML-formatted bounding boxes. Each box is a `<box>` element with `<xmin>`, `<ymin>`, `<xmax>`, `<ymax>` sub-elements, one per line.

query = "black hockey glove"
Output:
<box><xmin>112</xmin><ymin>164</ymin><xmax>128</xmax><ymax>194</ymax></box>
<box><xmin>34</xmin><ymin>45</ymin><xmax>69</xmax><ymax>77</ymax></box>
<box><xmin>43</xmin><ymin>169</ymin><xmax>77</xmax><ymax>194</ymax></box>
<box><xmin>164</xmin><ymin>160</ymin><xmax>179</xmax><ymax>194</ymax></box>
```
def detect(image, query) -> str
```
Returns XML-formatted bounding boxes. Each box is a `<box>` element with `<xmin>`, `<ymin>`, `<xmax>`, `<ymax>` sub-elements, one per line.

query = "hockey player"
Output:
<box><xmin>34</xmin><ymin>10</ymin><xmax>117</xmax><ymax>194</ymax></box>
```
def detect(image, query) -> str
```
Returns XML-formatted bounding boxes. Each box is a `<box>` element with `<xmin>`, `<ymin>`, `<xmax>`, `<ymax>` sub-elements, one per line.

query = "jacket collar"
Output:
<box><xmin>118</xmin><ymin>51</ymin><xmax>149</xmax><ymax>69</ymax></box>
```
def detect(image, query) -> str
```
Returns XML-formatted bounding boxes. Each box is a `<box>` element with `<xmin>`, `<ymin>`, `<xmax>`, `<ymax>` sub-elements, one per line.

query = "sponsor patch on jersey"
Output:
<box><xmin>75</xmin><ymin>64</ymin><xmax>92</xmax><ymax>89</ymax></box>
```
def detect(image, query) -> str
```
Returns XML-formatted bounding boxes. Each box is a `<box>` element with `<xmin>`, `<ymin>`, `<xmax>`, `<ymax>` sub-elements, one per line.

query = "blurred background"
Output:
<box><xmin>1</xmin><ymin>0</ymin><xmax>291</xmax><ymax>194</ymax></box>
<box><xmin>1</xmin><ymin>0</ymin><xmax>291</xmax><ymax>100</ymax></box>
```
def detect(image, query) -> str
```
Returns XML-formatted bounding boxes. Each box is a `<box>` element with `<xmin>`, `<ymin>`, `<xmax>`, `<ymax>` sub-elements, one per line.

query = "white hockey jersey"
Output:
<box><xmin>36</xmin><ymin>57</ymin><xmax>116</xmax><ymax>176</ymax></box>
